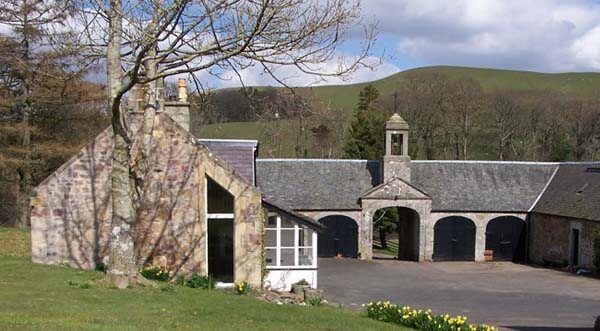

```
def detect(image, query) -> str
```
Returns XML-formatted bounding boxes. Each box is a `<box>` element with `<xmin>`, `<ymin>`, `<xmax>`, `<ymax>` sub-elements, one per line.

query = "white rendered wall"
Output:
<box><xmin>265</xmin><ymin>269</ymin><xmax>317</xmax><ymax>292</ymax></box>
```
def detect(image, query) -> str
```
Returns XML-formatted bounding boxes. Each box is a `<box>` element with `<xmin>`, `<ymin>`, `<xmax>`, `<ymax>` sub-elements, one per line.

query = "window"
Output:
<box><xmin>264</xmin><ymin>215</ymin><xmax>316</xmax><ymax>268</ymax></box>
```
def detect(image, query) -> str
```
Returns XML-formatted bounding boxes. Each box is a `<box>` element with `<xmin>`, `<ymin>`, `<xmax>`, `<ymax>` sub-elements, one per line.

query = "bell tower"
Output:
<box><xmin>383</xmin><ymin>113</ymin><xmax>411</xmax><ymax>182</ymax></box>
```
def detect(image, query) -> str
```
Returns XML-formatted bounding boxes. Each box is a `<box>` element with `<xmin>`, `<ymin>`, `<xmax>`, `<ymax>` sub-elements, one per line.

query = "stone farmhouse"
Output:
<box><xmin>30</xmin><ymin>80</ymin><xmax>600</xmax><ymax>292</ymax></box>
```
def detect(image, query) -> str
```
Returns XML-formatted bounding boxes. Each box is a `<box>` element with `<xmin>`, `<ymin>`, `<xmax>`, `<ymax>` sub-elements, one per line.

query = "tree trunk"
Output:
<box><xmin>106</xmin><ymin>0</ymin><xmax>138</xmax><ymax>288</ymax></box>
<box><xmin>379</xmin><ymin>227</ymin><xmax>387</xmax><ymax>249</ymax></box>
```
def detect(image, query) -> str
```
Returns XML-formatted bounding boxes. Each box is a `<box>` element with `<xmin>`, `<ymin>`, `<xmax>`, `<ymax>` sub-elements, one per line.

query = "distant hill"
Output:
<box><xmin>195</xmin><ymin>66</ymin><xmax>600</xmax><ymax>158</ymax></box>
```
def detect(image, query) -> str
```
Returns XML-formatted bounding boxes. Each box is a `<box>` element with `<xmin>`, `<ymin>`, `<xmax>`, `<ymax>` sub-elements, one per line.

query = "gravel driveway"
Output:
<box><xmin>319</xmin><ymin>258</ymin><xmax>600</xmax><ymax>330</ymax></box>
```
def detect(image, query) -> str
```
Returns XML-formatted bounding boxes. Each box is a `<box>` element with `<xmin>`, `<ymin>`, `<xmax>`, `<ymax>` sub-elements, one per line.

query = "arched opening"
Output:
<box><xmin>373</xmin><ymin>207</ymin><xmax>420</xmax><ymax>261</ymax></box>
<box><xmin>318</xmin><ymin>215</ymin><xmax>358</xmax><ymax>258</ymax></box>
<box><xmin>485</xmin><ymin>216</ymin><xmax>526</xmax><ymax>262</ymax></box>
<box><xmin>433</xmin><ymin>216</ymin><xmax>476</xmax><ymax>261</ymax></box>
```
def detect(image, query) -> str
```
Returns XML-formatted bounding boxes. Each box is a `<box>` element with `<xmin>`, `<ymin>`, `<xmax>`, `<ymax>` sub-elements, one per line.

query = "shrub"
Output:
<box><xmin>308</xmin><ymin>297</ymin><xmax>322</xmax><ymax>306</ymax></box>
<box><xmin>174</xmin><ymin>275</ymin><xmax>186</xmax><ymax>286</ymax></box>
<box><xmin>139</xmin><ymin>266</ymin><xmax>170</xmax><ymax>282</ymax></box>
<box><xmin>234</xmin><ymin>281</ymin><xmax>251</xmax><ymax>295</ymax></box>
<box><xmin>95</xmin><ymin>262</ymin><xmax>107</xmax><ymax>273</ymax></box>
<box><xmin>363</xmin><ymin>301</ymin><xmax>496</xmax><ymax>331</ymax></box>
<box><xmin>185</xmin><ymin>274</ymin><xmax>215</xmax><ymax>289</ymax></box>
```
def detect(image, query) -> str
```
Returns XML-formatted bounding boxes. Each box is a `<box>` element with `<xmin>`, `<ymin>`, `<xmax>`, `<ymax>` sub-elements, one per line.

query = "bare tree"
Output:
<box><xmin>561</xmin><ymin>97</ymin><xmax>600</xmax><ymax>161</ymax></box>
<box><xmin>399</xmin><ymin>72</ymin><xmax>449</xmax><ymax>159</ymax></box>
<box><xmin>69</xmin><ymin>0</ymin><xmax>375</xmax><ymax>286</ymax></box>
<box><xmin>490</xmin><ymin>91</ymin><xmax>520</xmax><ymax>160</ymax></box>
<box><xmin>444</xmin><ymin>78</ymin><xmax>483</xmax><ymax>160</ymax></box>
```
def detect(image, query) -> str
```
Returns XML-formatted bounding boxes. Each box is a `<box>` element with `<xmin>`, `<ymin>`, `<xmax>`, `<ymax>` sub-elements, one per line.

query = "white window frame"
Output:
<box><xmin>265</xmin><ymin>215</ymin><xmax>318</xmax><ymax>270</ymax></box>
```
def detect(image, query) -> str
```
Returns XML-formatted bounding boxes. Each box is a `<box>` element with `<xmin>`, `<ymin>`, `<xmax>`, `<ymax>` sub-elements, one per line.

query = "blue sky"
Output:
<box><xmin>211</xmin><ymin>0</ymin><xmax>600</xmax><ymax>88</ymax></box>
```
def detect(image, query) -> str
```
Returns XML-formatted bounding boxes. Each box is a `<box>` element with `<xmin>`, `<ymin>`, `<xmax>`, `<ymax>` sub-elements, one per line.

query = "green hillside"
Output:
<box><xmin>307</xmin><ymin>66</ymin><xmax>600</xmax><ymax>111</ymax></box>
<box><xmin>196</xmin><ymin>66</ymin><xmax>600</xmax><ymax>158</ymax></box>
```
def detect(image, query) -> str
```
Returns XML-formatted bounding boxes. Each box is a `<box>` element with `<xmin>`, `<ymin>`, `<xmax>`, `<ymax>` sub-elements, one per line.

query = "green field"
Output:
<box><xmin>198</xmin><ymin>66</ymin><xmax>600</xmax><ymax>158</ymax></box>
<box><xmin>0</xmin><ymin>227</ymin><xmax>403</xmax><ymax>330</ymax></box>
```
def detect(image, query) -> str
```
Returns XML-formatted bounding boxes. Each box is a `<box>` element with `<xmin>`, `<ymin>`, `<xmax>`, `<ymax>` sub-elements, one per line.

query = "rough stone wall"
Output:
<box><xmin>164</xmin><ymin>102</ymin><xmax>190</xmax><ymax>131</ymax></box>
<box><xmin>30</xmin><ymin>128</ymin><xmax>113</xmax><ymax>268</ymax></box>
<box><xmin>30</xmin><ymin>114</ymin><xmax>263</xmax><ymax>286</ymax></box>
<box><xmin>529</xmin><ymin>213</ymin><xmax>599</xmax><ymax>269</ymax></box>
<box><xmin>383</xmin><ymin>155</ymin><xmax>411</xmax><ymax>183</ymax></box>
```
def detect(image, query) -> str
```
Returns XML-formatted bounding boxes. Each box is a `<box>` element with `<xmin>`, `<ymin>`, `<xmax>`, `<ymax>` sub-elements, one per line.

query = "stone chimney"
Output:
<box><xmin>383</xmin><ymin>113</ymin><xmax>411</xmax><ymax>183</ymax></box>
<box><xmin>164</xmin><ymin>78</ymin><xmax>190</xmax><ymax>131</ymax></box>
<box><xmin>127</xmin><ymin>77</ymin><xmax>190</xmax><ymax>131</ymax></box>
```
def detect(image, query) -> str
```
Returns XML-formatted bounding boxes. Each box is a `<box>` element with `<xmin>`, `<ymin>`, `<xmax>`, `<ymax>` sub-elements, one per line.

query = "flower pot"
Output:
<box><xmin>303</xmin><ymin>288</ymin><xmax>323</xmax><ymax>302</ymax></box>
<box><xmin>291</xmin><ymin>284</ymin><xmax>310</xmax><ymax>296</ymax></box>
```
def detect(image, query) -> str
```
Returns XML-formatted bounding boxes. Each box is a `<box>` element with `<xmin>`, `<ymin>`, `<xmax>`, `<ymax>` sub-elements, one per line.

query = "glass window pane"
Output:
<box><xmin>298</xmin><ymin>228</ymin><xmax>313</xmax><ymax>247</ymax></box>
<box><xmin>207</xmin><ymin>177</ymin><xmax>234</xmax><ymax>213</ymax></box>
<box><xmin>265</xmin><ymin>229</ymin><xmax>277</xmax><ymax>247</ymax></box>
<box><xmin>298</xmin><ymin>248</ymin><xmax>313</xmax><ymax>266</ymax></box>
<box><xmin>280</xmin><ymin>216</ymin><xmax>295</xmax><ymax>228</ymax></box>
<box><xmin>265</xmin><ymin>248</ymin><xmax>277</xmax><ymax>266</ymax></box>
<box><xmin>280</xmin><ymin>248</ymin><xmax>295</xmax><ymax>266</ymax></box>
<box><xmin>281</xmin><ymin>229</ymin><xmax>294</xmax><ymax>247</ymax></box>
<box><xmin>266</xmin><ymin>215</ymin><xmax>278</xmax><ymax>228</ymax></box>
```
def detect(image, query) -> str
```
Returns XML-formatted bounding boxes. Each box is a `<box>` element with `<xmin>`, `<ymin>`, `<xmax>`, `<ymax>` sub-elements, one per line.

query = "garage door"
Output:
<box><xmin>318</xmin><ymin>215</ymin><xmax>358</xmax><ymax>258</ymax></box>
<box><xmin>433</xmin><ymin>216</ymin><xmax>476</xmax><ymax>261</ymax></box>
<box><xmin>485</xmin><ymin>216</ymin><xmax>525</xmax><ymax>261</ymax></box>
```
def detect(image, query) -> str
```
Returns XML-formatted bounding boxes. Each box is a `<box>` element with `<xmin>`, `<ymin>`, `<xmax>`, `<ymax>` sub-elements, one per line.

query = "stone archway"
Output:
<box><xmin>373</xmin><ymin>207</ymin><xmax>421</xmax><ymax>261</ymax></box>
<box><xmin>360</xmin><ymin>178</ymin><xmax>432</xmax><ymax>261</ymax></box>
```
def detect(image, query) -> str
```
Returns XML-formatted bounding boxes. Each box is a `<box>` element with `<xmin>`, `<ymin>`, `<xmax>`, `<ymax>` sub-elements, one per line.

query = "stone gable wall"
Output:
<box><xmin>529</xmin><ymin>213</ymin><xmax>599</xmax><ymax>269</ymax></box>
<box><xmin>30</xmin><ymin>114</ymin><xmax>263</xmax><ymax>286</ymax></box>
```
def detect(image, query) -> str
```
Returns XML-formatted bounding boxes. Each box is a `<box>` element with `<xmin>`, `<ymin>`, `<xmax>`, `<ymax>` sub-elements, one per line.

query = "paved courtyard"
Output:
<box><xmin>319</xmin><ymin>258</ymin><xmax>600</xmax><ymax>330</ymax></box>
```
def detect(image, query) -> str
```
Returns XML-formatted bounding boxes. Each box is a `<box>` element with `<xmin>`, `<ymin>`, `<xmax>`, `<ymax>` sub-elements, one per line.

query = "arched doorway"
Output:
<box><xmin>485</xmin><ymin>216</ymin><xmax>525</xmax><ymax>261</ymax></box>
<box><xmin>433</xmin><ymin>216</ymin><xmax>476</xmax><ymax>261</ymax></box>
<box><xmin>318</xmin><ymin>215</ymin><xmax>358</xmax><ymax>258</ymax></box>
<box><xmin>373</xmin><ymin>207</ymin><xmax>420</xmax><ymax>261</ymax></box>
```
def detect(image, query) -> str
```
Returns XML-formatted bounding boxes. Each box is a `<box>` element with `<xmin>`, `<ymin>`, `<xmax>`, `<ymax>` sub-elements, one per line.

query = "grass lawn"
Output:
<box><xmin>0</xmin><ymin>227</ymin><xmax>405</xmax><ymax>330</ymax></box>
<box><xmin>372</xmin><ymin>239</ymin><xmax>399</xmax><ymax>257</ymax></box>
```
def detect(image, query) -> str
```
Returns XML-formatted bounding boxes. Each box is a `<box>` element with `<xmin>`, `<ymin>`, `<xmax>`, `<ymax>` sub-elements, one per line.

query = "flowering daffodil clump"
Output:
<box><xmin>234</xmin><ymin>281</ymin><xmax>251</xmax><ymax>295</ymax></box>
<box><xmin>363</xmin><ymin>301</ymin><xmax>496</xmax><ymax>331</ymax></box>
<box><xmin>139</xmin><ymin>266</ymin><xmax>170</xmax><ymax>282</ymax></box>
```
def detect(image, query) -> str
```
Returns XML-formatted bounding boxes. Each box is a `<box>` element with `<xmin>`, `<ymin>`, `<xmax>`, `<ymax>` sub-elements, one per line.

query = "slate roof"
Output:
<box><xmin>256</xmin><ymin>159</ymin><xmax>380</xmax><ymax>210</ymax></box>
<box><xmin>256</xmin><ymin>159</ymin><xmax>558</xmax><ymax>212</ymax></box>
<box><xmin>198</xmin><ymin>139</ymin><xmax>257</xmax><ymax>185</ymax></box>
<box><xmin>532</xmin><ymin>163</ymin><xmax>600</xmax><ymax>221</ymax></box>
<box><xmin>411</xmin><ymin>161</ymin><xmax>558</xmax><ymax>212</ymax></box>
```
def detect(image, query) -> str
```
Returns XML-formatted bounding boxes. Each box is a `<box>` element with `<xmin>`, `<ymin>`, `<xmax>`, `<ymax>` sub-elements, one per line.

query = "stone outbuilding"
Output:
<box><xmin>529</xmin><ymin>163</ymin><xmax>600</xmax><ymax>269</ymax></box>
<box><xmin>257</xmin><ymin>113</ymin><xmax>598</xmax><ymax>267</ymax></box>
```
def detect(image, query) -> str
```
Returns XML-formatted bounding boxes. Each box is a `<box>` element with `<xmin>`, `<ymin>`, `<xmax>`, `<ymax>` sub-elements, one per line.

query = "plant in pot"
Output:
<box><xmin>291</xmin><ymin>279</ymin><xmax>310</xmax><ymax>295</ymax></box>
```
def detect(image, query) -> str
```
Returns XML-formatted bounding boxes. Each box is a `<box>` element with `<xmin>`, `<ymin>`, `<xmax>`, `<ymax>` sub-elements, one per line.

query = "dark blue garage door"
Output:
<box><xmin>433</xmin><ymin>216</ymin><xmax>476</xmax><ymax>261</ymax></box>
<box><xmin>318</xmin><ymin>215</ymin><xmax>358</xmax><ymax>258</ymax></box>
<box><xmin>485</xmin><ymin>216</ymin><xmax>525</xmax><ymax>261</ymax></box>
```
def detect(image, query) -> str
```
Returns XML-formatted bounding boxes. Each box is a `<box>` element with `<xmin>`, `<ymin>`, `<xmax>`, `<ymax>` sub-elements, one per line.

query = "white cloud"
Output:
<box><xmin>213</xmin><ymin>55</ymin><xmax>400</xmax><ymax>88</ymax></box>
<box><xmin>364</xmin><ymin>0</ymin><xmax>600</xmax><ymax>72</ymax></box>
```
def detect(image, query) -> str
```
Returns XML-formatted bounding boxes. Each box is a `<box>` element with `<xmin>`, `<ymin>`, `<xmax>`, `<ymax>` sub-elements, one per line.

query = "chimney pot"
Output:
<box><xmin>177</xmin><ymin>78</ymin><xmax>187</xmax><ymax>102</ymax></box>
